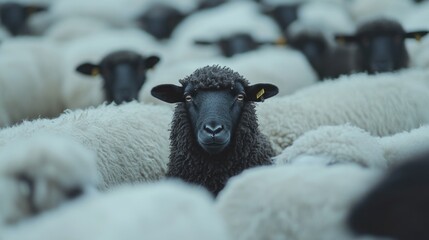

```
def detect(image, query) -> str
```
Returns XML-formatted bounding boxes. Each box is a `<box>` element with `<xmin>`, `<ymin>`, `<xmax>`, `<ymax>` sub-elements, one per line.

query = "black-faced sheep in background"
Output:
<box><xmin>0</xmin><ymin>2</ymin><xmax>47</xmax><ymax>36</ymax></box>
<box><xmin>335</xmin><ymin>18</ymin><xmax>429</xmax><ymax>74</ymax></box>
<box><xmin>347</xmin><ymin>151</ymin><xmax>429</xmax><ymax>240</ymax></box>
<box><xmin>75</xmin><ymin>50</ymin><xmax>160</xmax><ymax>104</ymax></box>
<box><xmin>151</xmin><ymin>65</ymin><xmax>278</xmax><ymax>196</ymax></box>
<box><xmin>194</xmin><ymin>32</ymin><xmax>278</xmax><ymax>58</ymax></box>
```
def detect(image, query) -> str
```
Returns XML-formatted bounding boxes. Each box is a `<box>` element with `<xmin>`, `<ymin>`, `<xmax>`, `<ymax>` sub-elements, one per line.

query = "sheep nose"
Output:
<box><xmin>203</xmin><ymin>124</ymin><xmax>224</xmax><ymax>137</ymax></box>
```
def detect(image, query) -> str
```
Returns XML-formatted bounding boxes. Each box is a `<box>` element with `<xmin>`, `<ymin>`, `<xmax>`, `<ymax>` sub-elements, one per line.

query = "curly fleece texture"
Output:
<box><xmin>167</xmin><ymin>65</ymin><xmax>275</xmax><ymax>196</ymax></box>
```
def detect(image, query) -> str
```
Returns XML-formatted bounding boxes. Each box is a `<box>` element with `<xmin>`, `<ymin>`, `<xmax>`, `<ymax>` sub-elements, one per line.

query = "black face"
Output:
<box><xmin>263</xmin><ymin>4</ymin><xmax>299</xmax><ymax>32</ymax></box>
<box><xmin>196</xmin><ymin>0</ymin><xmax>226</xmax><ymax>10</ymax></box>
<box><xmin>347</xmin><ymin>153</ymin><xmax>429</xmax><ymax>240</ymax></box>
<box><xmin>151</xmin><ymin>81</ymin><xmax>278</xmax><ymax>155</ymax></box>
<box><xmin>0</xmin><ymin>3</ymin><xmax>47</xmax><ymax>36</ymax></box>
<box><xmin>357</xmin><ymin>33</ymin><xmax>407</xmax><ymax>74</ymax></box>
<box><xmin>75</xmin><ymin>51</ymin><xmax>160</xmax><ymax>104</ymax></box>
<box><xmin>184</xmin><ymin>83</ymin><xmax>245</xmax><ymax>154</ymax></box>
<box><xmin>137</xmin><ymin>4</ymin><xmax>185</xmax><ymax>40</ymax></box>
<box><xmin>289</xmin><ymin>35</ymin><xmax>328</xmax><ymax>70</ymax></box>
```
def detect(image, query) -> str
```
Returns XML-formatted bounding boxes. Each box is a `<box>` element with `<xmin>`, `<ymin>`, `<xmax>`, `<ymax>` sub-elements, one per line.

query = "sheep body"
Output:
<box><xmin>257</xmin><ymin>69</ymin><xmax>429</xmax><ymax>154</ymax></box>
<box><xmin>0</xmin><ymin>102</ymin><xmax>172</xmax><ymax>190</ymax></box>
<box><xmin>0</xmin><ymin>134</ymin><xmax>98</xmax><ymax>226</ymax></box>
<box><xmin>216</xmin><ymin>164</ymin><xmax>382</xmax><ymax>240</ymax></box>
<box><xmin>3</xmin><ymin>181</ymin><xmax>231</xmax><ymax>240</ymax></box>
<box><xmin>0</xmin><ymin>37</ymin><xmax>65</xmax><ymax>127</ymax></box>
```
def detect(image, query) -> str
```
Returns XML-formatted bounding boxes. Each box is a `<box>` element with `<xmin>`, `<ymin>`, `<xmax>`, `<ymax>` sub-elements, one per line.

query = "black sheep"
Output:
<box><xmin>347</xmin><ymin>152</ymin><xmax>429</xmax><ymax>240</ymax></box>
<box><xmin>335</xmin><ymin>18</ymin><xmax>429</xmax><ymax>74</ymax></box>
<box><xmin>151</xmin><ymin>65</ymin><xmax>278</xmax><ymax>196</ymax></box>
<box><xmin>75</xmin><ymin>50</ymin><xmax>160</xmax><ymax>104</ymax></box>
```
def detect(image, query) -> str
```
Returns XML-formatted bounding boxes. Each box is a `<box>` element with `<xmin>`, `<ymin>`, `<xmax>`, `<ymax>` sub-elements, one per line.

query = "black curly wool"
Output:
<box><xmin>167</xmin><ymin>65</ymin><xmax>274</xmax><ymax>196</ymax></box>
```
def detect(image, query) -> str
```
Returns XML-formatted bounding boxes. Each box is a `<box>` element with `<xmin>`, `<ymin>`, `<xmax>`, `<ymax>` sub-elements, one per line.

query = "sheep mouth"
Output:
<box><xmin>199</xmin><ymin>141</ymin><xmax>230</xmax><ymax>154</ymax></box>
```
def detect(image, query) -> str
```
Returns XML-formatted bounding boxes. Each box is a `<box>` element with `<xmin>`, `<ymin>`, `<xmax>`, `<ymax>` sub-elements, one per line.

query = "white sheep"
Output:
<box><xmin>257</xmin><ymin>68</ymin><xmax>429</xmax><ymax>154</ymax></box>
<box><xmin>274</xmin><ymin>124</ymin><xmax>387</xmax><ymax>168</ymax></box>
<box><xmin>0</xmin><ymin>134</ymin><xmax>99</xmax><ymax>227</ymax></box>
<box><xmin>166</xmin><ymin>1</ymin><xmax>282</xmax><ymax>64</ymax></box>
<box><xmin>275</xmin><ymin>123</ymin><xmax>429</xmax><ymax>170</ymax></box>
<box><xmin>0</xmin><ymin>102</ymin><xmax>172</xmax><ymax>190</ymax></box>
<box><xmin>347</xmin><ymin>0</ymin><xmax>415</xmax><ymax>23</ymax></box>
<box><xmin>216</xmin><ymin>164</ymin><xmax>382</xmax><ymax>240</ymax></box>
<box><xmin>2</xmin><ymin>181</ymin><xmax>231</xmax><ymax>240</ymax></box>
<box><xmin>60</xmin><ymin>29</ymin><xmax>163</xmax><ymax>110</ymax></box>
<box><xmin>0</xmin><ymin>37</ymin><xmax>65</xmax><ymax>127</ymax></box>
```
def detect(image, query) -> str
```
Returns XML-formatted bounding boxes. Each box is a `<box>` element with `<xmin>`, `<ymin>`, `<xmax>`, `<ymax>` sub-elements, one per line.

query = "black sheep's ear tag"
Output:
<box><xmin>145</xmin><ymin>55</ymin><xmax>160</xmax><ymax>69</ymax></box>
<box><xmin>75</xmin><ymin>63</ymin><xmax>100</xmax><ymax>77</ymax></box>
<box><xmin>151</xmin><ymin>84</ymin><xmax>183</xmax><ymax>103</ymax></box>
<box><xmin>275</xmin><ymin>37</ymin><xmax>287</xmax><ymax>46</ymax></box>
<box><xmin>404</xmin><ymin>31</ymin><xmax>429</xmax><ymax>42</ymax></box>
<box><xmin>246</xmin><ymin>83</ymin><xmax>279</xmax><ymax>102</ymax></box>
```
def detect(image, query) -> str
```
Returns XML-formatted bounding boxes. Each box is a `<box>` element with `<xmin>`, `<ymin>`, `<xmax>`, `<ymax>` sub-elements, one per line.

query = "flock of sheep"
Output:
<box><xmin>0</xmin><ymin>0</ymin><xmax>429</xmax><ymax>239</ymax></box>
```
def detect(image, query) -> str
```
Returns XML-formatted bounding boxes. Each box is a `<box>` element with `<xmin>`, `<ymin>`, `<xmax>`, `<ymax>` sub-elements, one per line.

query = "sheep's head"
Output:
<box><xmin>335</xmin><ymin>18</ymin><xmax>428</xmax><ymax>74</ymax></box>
<box><xmin>76</xmin><ymin>50</ymin><xmax>160</xmax><ymax>104</ymax></box>
<box><xmin>136</xmin><ymin>4</ymin><xmax>186</xmax><ymax>40</ymax></box>
<box><xmin>194</xmin><ymin>32</ymin><xmax>278</xmax><ymax>58</ymax></box>
<box><xmin>0</xmin><ymin>3</ymin><xmax>47</xmax><ymax>36</ymax></box>
<box><xmin>151</xmin><ymin>65</ymin><xmax>278</xmax><ymax>155</ymax></box>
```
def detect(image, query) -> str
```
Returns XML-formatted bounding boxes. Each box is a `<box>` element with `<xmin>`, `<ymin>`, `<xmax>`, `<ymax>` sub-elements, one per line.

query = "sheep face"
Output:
<box><xmin>347</xmin><ymin>152</ymin><xmax>429</xmax><ymax>240</ymax></box>
<box><xmin>151</xmin><ymin>78</ymin><xmax>278</xmax><ymax>155</ymax></box>
<box><xmin>0</xmin><ymin>3</ymin><xmax>47</xmax><ymax>36</ymax></box>
<box><xmin>76</xmin><ymin>50</ymin><xmax>160</xmax><ymax>104</ymax></box>
<box><xmin>194</xmin><ymin>33</ymin><xmax>266</xmax><ymax>58</ymax></box>
<box><xmin>335</xmin><ymin>19</ymin><xmax>428</xmax><ymax>74</ymax></box>
<box><xmin>261</xmin><ymin>4</ymin><xmax>299</xmax><ymax>32</ymax></box>
<box><xmin>136</xmin><ymin>4</ymin><xmax>186</xmax><ymax>40</ymax></box>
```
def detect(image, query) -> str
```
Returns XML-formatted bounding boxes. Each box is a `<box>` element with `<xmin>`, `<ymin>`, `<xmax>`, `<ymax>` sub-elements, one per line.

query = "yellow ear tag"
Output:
<box><xmin>276</xmin><ymin>37</ymin><xmax>287</xmax><ymax>46</ymax></box>
<box><xmin>91</xmin><ymin>68</ymin><xmax>100</xmax><ymax>77</ymax></box>
<box><xmin>415</xmin><ymin>34</ymin><xmax>422</xmax><ymax>42</ymax></box>
<box><xmin>336</xmin><ymin>37</ymin><xmax>345</xmax><ymax>45</ymax></box>
<box><xmin>256</xmin><ymin>88</ymin><xmax>265</xmax><ymax>100</ymax></box>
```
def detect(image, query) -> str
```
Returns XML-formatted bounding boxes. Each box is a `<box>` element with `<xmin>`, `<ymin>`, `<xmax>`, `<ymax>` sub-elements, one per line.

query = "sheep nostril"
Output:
<box><xmin>203</xmin><ymin>124</ymin><xmax>224</xmax><ymax>136</ymax></box>
<box><xmin>66</xmin><ymin>187</ymin><xmax>83</xmax><ymax>200</ymax></box>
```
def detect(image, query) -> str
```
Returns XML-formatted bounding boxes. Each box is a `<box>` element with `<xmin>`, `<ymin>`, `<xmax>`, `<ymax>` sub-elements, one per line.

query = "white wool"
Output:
<box><xmin>274</xmin><ymin>125</ymin><xmax>387</xmax><ymax>168</ymax></box>
<box><xmin>0</xmin><ymin>37</ymin><xmax>65</xmax><ymax>127</ymax></box>
<box><xmin>0</xmin><ymin>134</ymin><xmax>98</xmax><ymax>226</ymax></box>
<box><xmin>60</xmin><ymin>29</ymin><xmax>163</xmax><ymax>110</ymax></box>
<box><xmin>3</xmin><ymin>181</ymin><xmax>231</xmax><ymax>240</ymax></box>
<box><xmin>378</xmin><ymin>125</ymin><xmax>429</xmax><ymax>167</ymax></box>
<box><xmin>0</xmin><ymin>102</ymin><xmax>172</xmax><ymax>190</ymax></box>
<box><xmin>167</xmin><ymin>1</ymin><xmax>282</xmax><ymax>64</ymax></box>
<box><xmin>347</xmin><ymin>0</ymin><xmax>415</xmax><ymax>23</ymax></box>
<box><xmin>216</xmin><ymin>164</ymin><xmax>382</xmax><ymax>240</ymax></box>
<box><xmin>257</xmin><ymin>69</ymin><xmax>429</xmax><ymax>154</ymax></box>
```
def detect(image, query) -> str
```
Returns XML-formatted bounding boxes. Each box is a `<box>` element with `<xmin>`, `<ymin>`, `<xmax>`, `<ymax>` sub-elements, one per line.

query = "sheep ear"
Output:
<box><xmin>151</xmin><ymin>84</ymin><xmax>184</xmax><ymax>103</ymax></box>
<box><xmin>24</xmin><ymin>5</ymin><xmax>48</xmax><ymax>15</ymax></box>
<box><xmin>275</xmin><ymin>37</ymin><xmax>287</xmax><ymax>46</ymax></box>
<box><xmin>245</xmin><ymin>83</ymin><xmax>279</xmax><ymax>102</ymax></box>
<box><xmin>335</xmin><ymin>35</ymin><xmax>357</xmax><ymax>45</ymax></box>
<box><xmin>404</xmin><ymin>31</ymin><xmax>429</xmax><ymax>42</ymax></box>
<box><xmin>76</xmin><ymin>63</ymin><xmax>101</xmax><ymax>77</ymax></box>
<box><xmin>145</xmin><ymin>55</ymin><xmax>160</xmax><ymax>69</ymax></box>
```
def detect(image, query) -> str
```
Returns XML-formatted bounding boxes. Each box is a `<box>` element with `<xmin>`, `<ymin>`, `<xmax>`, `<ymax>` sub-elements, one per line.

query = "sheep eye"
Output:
<box><xmin>237</xmin><ymin>94</ymin><xmax>245</xmax><ymax>101</ymax></box>
<box><xmin>185</xmin><ymin>95</ymin><xmax>193</xmax><ymax>102</ymax></box>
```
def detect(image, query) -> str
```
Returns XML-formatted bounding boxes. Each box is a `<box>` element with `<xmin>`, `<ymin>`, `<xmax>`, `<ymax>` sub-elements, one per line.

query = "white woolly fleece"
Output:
<box><xmin>0</xmin><ymin>102</ymin><xmax>172</xmax><ymax>190</ymax></box>
<box><xmin>257</xmin><ymin>68</ymin><xmax>429</xmax><ymax>154</ymax></box>
<box><xmin>274</xmin><ymin>125</ymin><xmax>387</xmax><ymax>168</ymax></box>
<box><xmin>216</xmin><ymin>164</ymin><xmax>382</xmax><ymax>240</ymax></box>
<box><xmin>0</xmin><ymin>134</ymin><xmax>99</xmax><ymax>226</ymax></box>
<box><xmin>3</xmin><ymin>181</ymin><xmax>231</xmax><ymax>240</ymax></box>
